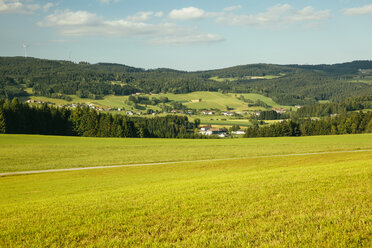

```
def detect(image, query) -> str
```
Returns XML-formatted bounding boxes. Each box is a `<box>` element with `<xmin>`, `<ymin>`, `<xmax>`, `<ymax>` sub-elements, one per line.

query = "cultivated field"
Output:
<box><xmin>209</xmin><ymin>75</ymin><xmax>283</xmax><ymax>82</ymax></box>
<box><xmin>0</xmin><ymin>134</ymin><xmax>371</xmax><ymax>247</ymax></box>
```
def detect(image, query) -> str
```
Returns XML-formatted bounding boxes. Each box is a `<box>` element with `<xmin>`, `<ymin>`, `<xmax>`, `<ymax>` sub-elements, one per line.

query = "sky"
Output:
<box><xmin>1</xmin><ymin>0</ymin><xmax>372</xmax><ymax>71</ymax></box>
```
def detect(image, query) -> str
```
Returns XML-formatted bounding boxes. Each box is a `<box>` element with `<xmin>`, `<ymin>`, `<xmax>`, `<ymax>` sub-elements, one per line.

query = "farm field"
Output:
<box><xmin>0</xmin><ymin>134</ymin><xmax>371</xmax><ymax>247</ymax></box>
<box><xmin>350</xmin><ymin>77</ymin><xmax>372</xmax><ymax>85</ymax></box>
<box><xmin>209</xmin><ymin>74</ymin><xmax>283</xmax><ymax>82</ymax></box>
<box><xmin>1</xmin><ymin>134</ymin><xmax>372</xmax><ymax>173</ymax></box>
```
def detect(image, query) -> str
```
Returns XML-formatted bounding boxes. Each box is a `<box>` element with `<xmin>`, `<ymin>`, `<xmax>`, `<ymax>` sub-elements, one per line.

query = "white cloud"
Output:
<box><xmin>126</xmin><ymin>11</ymin><xmax>156</xmax><ymax>22</ymax></box>
<box><xmin>154</xmin><ymin>11</ymin><xmax>163</xmax><ymax>17</ymax></box>
<box><xmin>38</xmin><ymin>10</ymin><xmax>223</xmax><ymax>45</ymax></box>
<box><xmin>284</xmin><ymin>6</ymin><xmax>330</xmax><ymax>22</ymax></box>
<box><xmin>216</xmin><ymin>4</ymin><xmax>330</xmax><ymax>27</ymax></box>
<box><xmin>223</xmin><ymin>5</ymin><xmax>242</xmax><ymax>12</ymax></box>
<box><xmin>168</xmin><ymin>6</ymin><xmax>206</xmax><ymax>20</ymax></box>
<box><xmin>39</xmin><ymin>10</ymin><xmax>103</xmax><ymax>26</ymax></box>
<box><xmin>43</xmin><ymin>3</ymin><xmax>54</xmax><ymax>12</ymax></box>
<box><xmin>168</xmin><ymin>6</ymin><xmax>225</xmax><ymax>20</ymax></box>
<box><xmin>343</xmin><ymin>4</ymin><xmax>372</xmax><ymax>16</ymax></box>
<box><xmin>0</xmin><ymin>0</ymin><xmax>40</xmax><ymax>14</ymax></box>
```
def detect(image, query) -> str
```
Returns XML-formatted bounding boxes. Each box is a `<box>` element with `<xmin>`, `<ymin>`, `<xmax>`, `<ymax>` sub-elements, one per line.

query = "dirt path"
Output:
<box><xmin>1</xmin><ymin>149</ymin><xmax>371</xmax><ymax>177</ymax></box>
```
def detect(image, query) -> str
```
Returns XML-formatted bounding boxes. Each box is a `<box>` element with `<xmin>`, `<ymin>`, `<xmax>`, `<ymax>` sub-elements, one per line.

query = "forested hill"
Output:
<box><xmin>1</xmin><ymin>56</ymin><xmax>372</xmax><ymax>105</ymax></box>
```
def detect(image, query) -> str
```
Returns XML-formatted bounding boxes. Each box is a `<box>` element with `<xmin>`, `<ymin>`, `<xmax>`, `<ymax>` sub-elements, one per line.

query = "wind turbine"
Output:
<box><xmin>22</xmin><ymin>43</ymin><xmax>29</xmax><ymax>58</ymax></box>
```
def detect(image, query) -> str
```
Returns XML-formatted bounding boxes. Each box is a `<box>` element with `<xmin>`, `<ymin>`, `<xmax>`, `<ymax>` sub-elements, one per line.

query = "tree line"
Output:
<box><xmin>0</xmin><ymin>99</ymin><xmax>201</xmax><ymax>138</ymax></box>
<box><xmin>291</xmin><ymin>95</ymin><xmax>372</xmax><ymax>118</ymax></box>
<box><xmin>244</xmin><ymin>111</ymin><xmax>372</xmax><ymax>138</ymax></box>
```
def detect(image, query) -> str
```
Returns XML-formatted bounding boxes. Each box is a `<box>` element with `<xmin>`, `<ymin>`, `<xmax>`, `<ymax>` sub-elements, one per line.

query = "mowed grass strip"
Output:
<box><xmin>1</xmin><ymin>133</ymin><xmax>372</xmax><ymax>172</ymax></box>
<box><xmin>0</xmin><ymin>151</ymin><xmax>371</xmax><ymax>247</ymax></box>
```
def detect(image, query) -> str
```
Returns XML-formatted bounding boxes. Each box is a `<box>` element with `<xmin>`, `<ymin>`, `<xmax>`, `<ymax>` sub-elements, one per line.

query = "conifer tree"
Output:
<box><xmin>0</xmin><ymin>107</ymin><xmax>6</xmax><ymax>133</ymax></box>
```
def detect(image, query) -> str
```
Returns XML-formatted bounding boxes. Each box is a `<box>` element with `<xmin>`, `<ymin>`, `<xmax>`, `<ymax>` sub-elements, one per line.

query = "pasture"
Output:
<box><xmin>0</xmin><ymin>134</ymin><xmax>371</xmax><ymax>247</ymax></box>
<box><xmin>209</xmin><ymin>75</ymin><xmax>283</xmax><ymax>82</ymax></box>
<box><xmin>1</xmin><ymin>134</ymin><xmax>372</xmax><ymax>172</ymax></box>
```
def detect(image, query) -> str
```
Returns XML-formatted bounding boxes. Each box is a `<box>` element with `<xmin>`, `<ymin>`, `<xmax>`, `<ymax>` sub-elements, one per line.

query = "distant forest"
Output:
<box><xmin>1</xmin><ymin>57</ymin><xmax>372</xmax><ymax>105</ymax></box>
<box><xmin>0</xmin><ymin>98</ymin><xmax>201</xmax><ymax>138</ymax></box>
<box><xmin>244</xmin><ymin>111</ymin><xmax>372</xmax><ymax>138</ymax></box>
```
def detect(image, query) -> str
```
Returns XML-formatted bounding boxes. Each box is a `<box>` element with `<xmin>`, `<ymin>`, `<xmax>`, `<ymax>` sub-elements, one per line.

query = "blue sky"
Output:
<box><xmin>1</xmin><ymin>0</ymin><xmax>372</xmax><ymax>71</ymax></box>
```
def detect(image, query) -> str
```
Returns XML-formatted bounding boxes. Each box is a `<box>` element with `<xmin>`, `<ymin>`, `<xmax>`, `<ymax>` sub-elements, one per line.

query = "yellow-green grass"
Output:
<box><xmin>1</xmin><ymin>133</ymin><xmax>372</xmax><ymax>173</ymax></box>
<box><xmin>209</xmin><ymin>76</ymin><xmax>239</xmax><ymax>82</ymax></box>
<box><xmin>0</xmin><ymin>149</ymin><xmax>371</xmax><ymax>247</ymax></box>
<box><xmin>234</xmin><ymin>93</ymin><xmax>293</xmax><ymax>109</ymax></box>
<box><xmin>349</xmin><ymin>76</ymin><xmax>372</xmax><ymax>85</ymax></box>
<box><xmin>163</xmin><ymin>91</ymin><xmax>288</xmax><ymax>111</ymax></box>
<box><xmin>210</xmin><ymin>75</ymin><xmax>282</xmax><ymax>82</ymax></box>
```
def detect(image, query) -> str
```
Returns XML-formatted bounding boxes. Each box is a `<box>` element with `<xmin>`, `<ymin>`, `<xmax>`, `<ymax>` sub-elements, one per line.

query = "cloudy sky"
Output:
<box><xmin>1</xmin><ymin>0</ymin><xmax>372</xmax><ymax>70</ymax></box>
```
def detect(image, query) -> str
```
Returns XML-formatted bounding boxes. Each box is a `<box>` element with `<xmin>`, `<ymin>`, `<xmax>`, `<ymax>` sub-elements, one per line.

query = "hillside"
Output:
<box><xmin>1</xmin><ymin>57</ymin><xmax>372</xmax><ymax>106</ymax></box>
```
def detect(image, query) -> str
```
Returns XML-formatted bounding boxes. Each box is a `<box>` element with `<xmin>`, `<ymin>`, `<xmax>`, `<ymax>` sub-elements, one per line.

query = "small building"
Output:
<box><xmin>199</xmin><ymin>125</ymin><xmax>211</xmax><ymax>131</ymax></box>
<box><xmin>200</xmin><ymin>127</ymin><xmax>228</xmax><ymax>137</ymax></box>
<box><xmin>126</xmin><ymin>111</ymin><xmax>134</xmax><ymax>115</ymax></box>
<box><xmin>231</xmin><ymin>130</ymin><xmax>246</xmax><ymax>135</ymax></box>
<box><xmin>273</xmin><ymin>108</ymin><xmax>287</xmax><ymax>114</ymax></box>
<box><xmin>201</xmin><ymin>110</ymin><xmax>215</xmax><ymax>115</ymax></box>
<box><xmin>223</xmin><ymin>111</ymin><xmax>234</xmax><ymax>117</ymax></box>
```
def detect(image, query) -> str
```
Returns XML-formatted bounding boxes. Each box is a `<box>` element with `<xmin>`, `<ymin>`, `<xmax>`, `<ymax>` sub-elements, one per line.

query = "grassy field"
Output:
<box><xmin>0</xmin><ymin>134</ymin><xmax>371</xmax><ymax>247</ymax></box>
<box><xmin>1</xmin><ymin>133</ymin><xmax>372</xmax><ymax>173</ymax></box>
<box><xmin>209</xmin><ymin>75</ymin><xmax>283</xmax><ymax>82</ymax></box>
<box><xmin>157</xmin><ymin>92</ymin><xmax>289</xmax><ymax>111</ymax></box>
<box><xmin>349</xmin><ymin>75</ymin><xmax>372</xmax><ymax>85</ymax></box>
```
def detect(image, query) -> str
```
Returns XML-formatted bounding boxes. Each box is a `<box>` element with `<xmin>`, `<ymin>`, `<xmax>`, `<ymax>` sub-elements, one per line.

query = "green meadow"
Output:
<box><xmin>1</xmin><ymin>134</ymin><xmax>372</xmax><ymax>172</ymax></box>
<box><xmin>0</xmin><ymin>134</ymin><xmax>371</xmax><ymax>247</ymax></box>
<box><xmin>209</xmin><ymin>75</ymin><xmax>283</xmax><ymax>82</ymax></box>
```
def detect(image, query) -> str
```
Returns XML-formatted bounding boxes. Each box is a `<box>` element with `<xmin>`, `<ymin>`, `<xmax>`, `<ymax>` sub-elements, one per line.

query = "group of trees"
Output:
<box><xmin>0</xmin><ymin>99</ymin><xmax>200</xmax><ymax>138</ymax></box>
<box><xmin>245</xmin><ymin>111</ymin><xmax>372</xmax><ymax>138</ymax></box>
<box><xmin>126</xmin><ymin>95</ymin><xmax>169</xmax><ymax>106</ymax></box>
<box><xmin>253</xmin><ymin>110</ymin><xmax>287</xmax><ymax>120</ymax></box>
<box><xmin>236</xmin><ymin>95</ymin><xmax>271</xmax><ymax>108</ymax></box>
<box><xmin>292</xmin><ymin>95</ymin><xmax>372</xmax><ymax>118</ymax></box>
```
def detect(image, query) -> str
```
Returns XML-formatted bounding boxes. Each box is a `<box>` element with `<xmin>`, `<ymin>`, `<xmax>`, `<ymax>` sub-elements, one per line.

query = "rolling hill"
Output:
<box><xmin>1</xmin><ymin>57</ymin><xmax>372</xmax><ymax>106</ymax></box>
